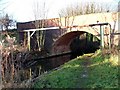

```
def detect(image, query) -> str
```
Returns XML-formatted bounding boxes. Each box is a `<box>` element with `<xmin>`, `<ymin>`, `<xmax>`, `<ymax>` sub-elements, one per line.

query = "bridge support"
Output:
<box><xmin>100</xmin><ymin>25</ymin><xmax>104</xmax><ymax>48</ymax></box>
<box><xmin>89</xmin><ymin>23</ymin><xmax>113</xmax><ymax>49</ymax></box>
<box><xmin>27</xmin><ymin>31</ymin><xmax>31</xmax><ymax>51</ymax></box>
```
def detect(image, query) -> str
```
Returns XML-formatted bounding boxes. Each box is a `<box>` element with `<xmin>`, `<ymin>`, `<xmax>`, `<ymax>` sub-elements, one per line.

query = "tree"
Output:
<box><xmin>59</xmin><ymin>2</ymin><xmax>110</xmax><ymax>17</ymax></box>
<box><xmin>32</xmin><ymin>0</ymin><xmax>48</xmax><ymax>28</ymax></box>
<box><xmin>31</xmin><ymin>0</ymin><xmax>49</xmax><ymax>51</ymax></box>
<box><xmin>0</xmin><ymin>13</ymin><xmax>16</xmax><ymax>31</ymax></box>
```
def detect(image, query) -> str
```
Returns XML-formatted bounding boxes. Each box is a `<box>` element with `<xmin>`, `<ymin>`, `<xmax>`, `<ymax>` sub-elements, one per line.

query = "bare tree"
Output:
<box><xmin>31</xmin><ymin>0</ymin><xmax>49</xmax><ymax>51</ymax></box>
<box><xmin>0</xmin><ymin>14</ymin><xmax>14</xmax><ymax>31</ymax></box>
<box><xmin>59</xmin><ymin>2</ymin><xmax>110</xmax><ymax>17</ymax></box>
<box><xmin>59</xmin><ymin>3</ymin><xmax>83</xmax><ymax>17</ymax></box>
<box><xmin>0</xmin><ymin>0</ymin><xmax>9</xmax><ymax>30</ymax></box>
<box><xmin>32</xmin><ymin>0</ymin><xmax>48</xmax><ymax>28</ymax></box>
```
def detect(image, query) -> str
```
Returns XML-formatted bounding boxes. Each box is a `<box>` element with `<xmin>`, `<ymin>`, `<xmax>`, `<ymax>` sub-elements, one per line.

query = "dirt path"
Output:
<box><xmin>76</xmin><ymin>54</ymin><xmax>93</xmax><ymax>88</ymax></box>
<box><xmin>81</xmin><ymin>57</ymin><xmax>91</xmax><ymax>78</ymax></box>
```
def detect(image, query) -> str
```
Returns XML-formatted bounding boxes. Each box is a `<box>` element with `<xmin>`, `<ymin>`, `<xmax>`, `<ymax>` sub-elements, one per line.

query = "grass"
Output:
<box><xmin>33</xmin><ymin>50</ymin><xmax>119</xmax><ymax>88</ymax></box>
<box><xmin>86</xmin><ymin>52</ymin><xmax>118</xmax><ymax>88</ymax></box>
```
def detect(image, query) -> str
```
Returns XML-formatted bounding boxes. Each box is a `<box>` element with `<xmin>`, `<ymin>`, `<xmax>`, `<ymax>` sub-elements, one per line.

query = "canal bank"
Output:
<box><xmin>32</xmin><ymin>50</ymin><xmax>118</xmax><ymax>88</ymax></box>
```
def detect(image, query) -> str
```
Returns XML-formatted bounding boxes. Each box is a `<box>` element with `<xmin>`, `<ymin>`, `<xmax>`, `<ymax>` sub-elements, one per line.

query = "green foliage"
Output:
<box><xmin>87</xmin><ymin>58</ymin><xmax>118</xmax><ymax>88</ymax></box>
<box><xmin>33</xmin><ymin>50</ymin><xmax>119</xmax><ymax>88</ymax></box>
<box><xmin>34</xmin><ymin>57</ymin><xmax>84</xmax><ymax>88</ymax></box>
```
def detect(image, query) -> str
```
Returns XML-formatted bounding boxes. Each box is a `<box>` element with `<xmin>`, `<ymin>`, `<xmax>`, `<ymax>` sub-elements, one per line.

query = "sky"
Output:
<box><xmin>0</xmin><ymin>0</ymin><xmax>119</xmax><ymax>22</ymax></box>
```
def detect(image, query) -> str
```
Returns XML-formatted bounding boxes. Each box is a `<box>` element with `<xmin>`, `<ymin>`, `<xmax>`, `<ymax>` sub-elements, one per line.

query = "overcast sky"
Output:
<box><xmin>0</xmin><ymin>0</ymin><xmax>119</xmax><ymax>22</ymax></box>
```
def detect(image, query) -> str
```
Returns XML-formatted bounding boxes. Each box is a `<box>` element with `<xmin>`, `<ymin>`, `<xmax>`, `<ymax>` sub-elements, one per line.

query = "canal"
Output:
<box><xmin>22</xmin><ymin>35</ymin><xmax>100</xmax><ymax>80</ymax></box>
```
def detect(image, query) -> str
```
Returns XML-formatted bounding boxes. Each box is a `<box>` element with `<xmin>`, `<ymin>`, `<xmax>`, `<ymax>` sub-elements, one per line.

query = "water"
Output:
<box><xmin>22</xmin><ymin>53</ymin><xmax>72</xmax><ymax>79</ymax></box>
<box><xmin>20</xmin><ymin>38</ymin><xmax>100</xmax><ymax>81</ymax></box>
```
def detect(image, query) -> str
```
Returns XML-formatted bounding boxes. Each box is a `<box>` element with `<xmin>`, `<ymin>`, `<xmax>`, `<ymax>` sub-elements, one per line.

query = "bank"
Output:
<box><xmin>32</xmin><ymin>49</ymin><xmax>119</xmax><ymax>88</ymax></box>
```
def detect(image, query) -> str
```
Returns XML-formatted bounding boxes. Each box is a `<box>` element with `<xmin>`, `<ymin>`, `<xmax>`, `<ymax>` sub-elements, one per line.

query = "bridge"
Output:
<box><xmin>17</xmin><ymin>12</ymin><xmax>120</xmax><ymax>55</ymax></box>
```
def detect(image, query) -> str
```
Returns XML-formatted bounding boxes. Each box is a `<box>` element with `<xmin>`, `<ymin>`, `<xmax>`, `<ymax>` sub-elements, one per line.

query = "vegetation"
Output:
<box><xmin>0</xmin><ymin>31</ymin><xmax>49</xmax><ymax>88</ymax></box>
<box><xmin>0</xmin><ymin>14</ymin><xmax>16</xmax><ymax>31</ymax></box>
<box><xmin>59</xmin><ymin>2</ymin><xmax>113</xmax><ymax>17</ymax></box>
<box><xmin>33</xmin><ymin>50</ymin><xmax>119</xmax><ymax>88</ymax></box>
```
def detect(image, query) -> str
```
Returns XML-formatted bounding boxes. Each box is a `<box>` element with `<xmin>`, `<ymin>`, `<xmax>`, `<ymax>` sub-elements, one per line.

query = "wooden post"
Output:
<box><xmin>27</xmin><ymin>31</ymin><xmax>30</xmax><ymax>51</ymax></box>
<box><xmin>100</xmin><ymin>25</ymin><xmax>104</xmax><ymax>48</ymax></box>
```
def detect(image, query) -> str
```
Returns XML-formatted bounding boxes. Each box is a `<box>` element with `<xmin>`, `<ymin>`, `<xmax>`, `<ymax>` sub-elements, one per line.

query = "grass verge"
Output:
<box><xmin>33</xmin><ymin>50</ymin><xmax>119</xmax><ymax>88</ymax></box>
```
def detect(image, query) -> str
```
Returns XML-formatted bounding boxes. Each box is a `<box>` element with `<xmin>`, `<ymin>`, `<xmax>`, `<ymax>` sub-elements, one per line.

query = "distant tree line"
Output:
<box><xmin>59</xmin><ymin>2</ymin><xmax>116</xmax><ymax>17</ymax></box>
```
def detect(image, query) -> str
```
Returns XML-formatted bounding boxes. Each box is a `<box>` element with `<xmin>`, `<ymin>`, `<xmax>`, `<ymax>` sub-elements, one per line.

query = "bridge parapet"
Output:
<box><xmin>57</xmin><ymin>12</ymin><xmax>119</xmax><ymax>44</ymax></box>
<box><xmin>59</xmin><ymin>12</ymin><xmax>118</xmax><ymax>27</ymax></box>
